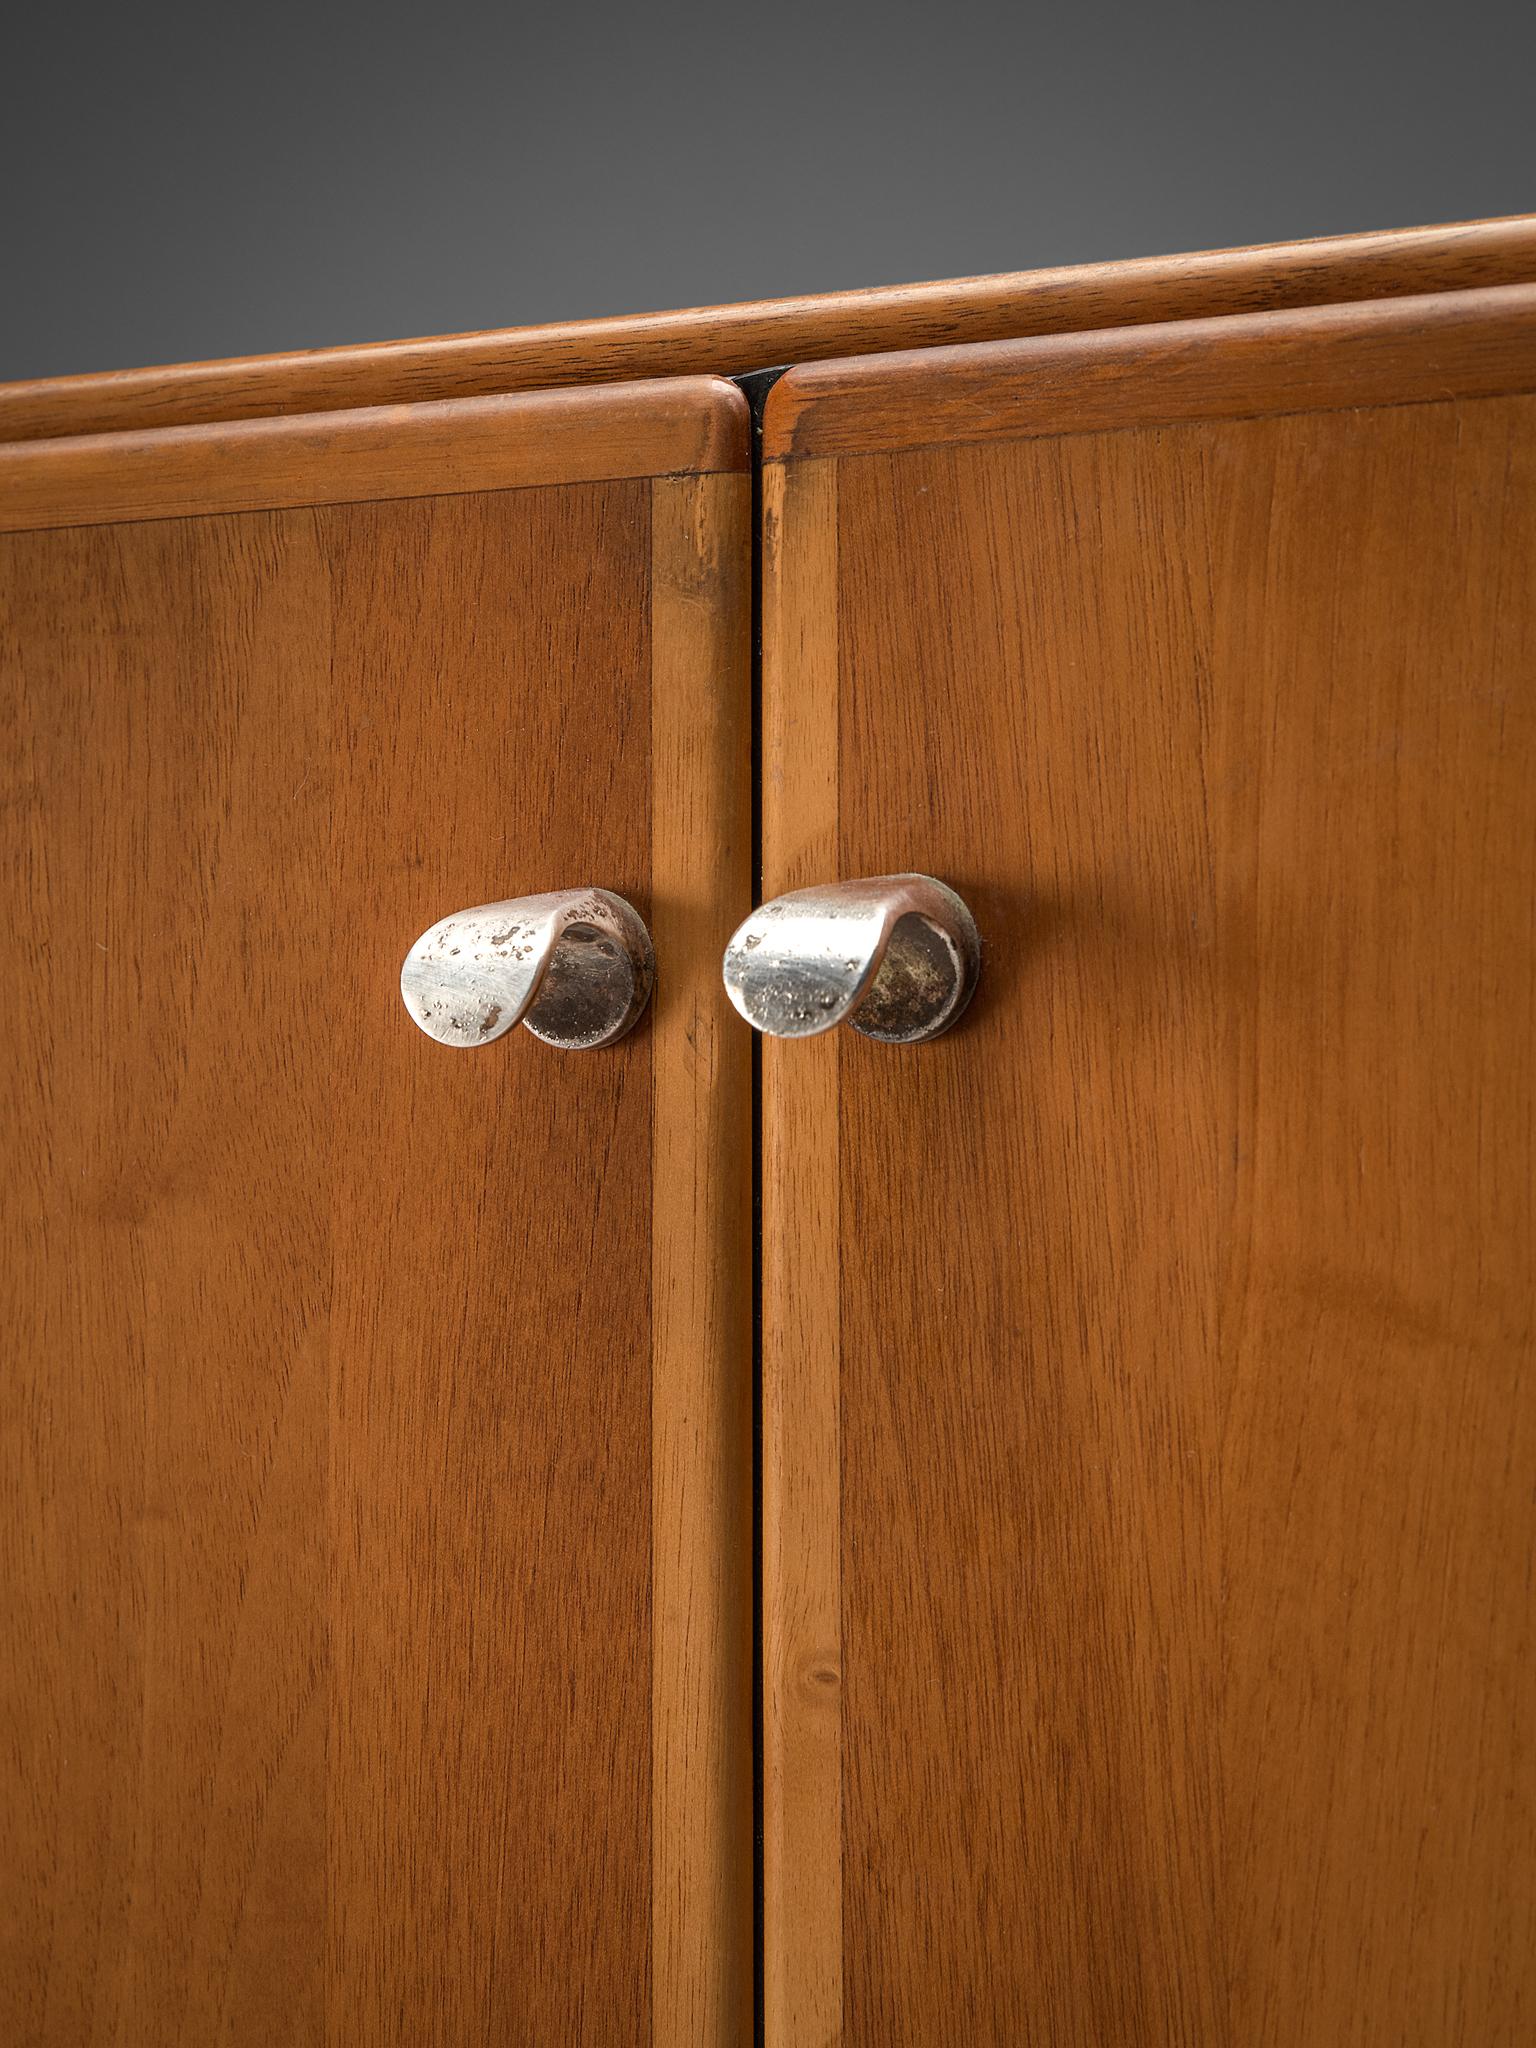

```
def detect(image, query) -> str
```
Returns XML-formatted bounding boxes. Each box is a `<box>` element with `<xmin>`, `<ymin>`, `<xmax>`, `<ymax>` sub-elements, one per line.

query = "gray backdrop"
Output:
<box><xmin>4</xmin><ymin>0</ymin><xmax>1533</xmax><ymax>381</ymax></box>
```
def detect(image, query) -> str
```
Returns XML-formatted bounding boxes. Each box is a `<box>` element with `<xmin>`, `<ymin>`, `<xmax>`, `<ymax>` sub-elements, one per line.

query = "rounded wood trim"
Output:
<box><xmin>0</xmin><ymin>375</ymin><xmax>749</xmax><ymax>535</ymax></box>
<box><xmin>762</xmin><ymin>282</ymin><xmax>1536</xmax><ymax>462</ymax></box>
<box><xmin>2</xmin><ymin>217</ymin><xmax>1534</xmax><ymax>444</ymax></box>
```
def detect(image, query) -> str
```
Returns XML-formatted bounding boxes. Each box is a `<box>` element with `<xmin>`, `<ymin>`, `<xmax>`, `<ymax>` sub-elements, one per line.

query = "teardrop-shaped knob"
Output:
<box><xmin>401</xmin><ymin>889</ymin><xmax>653</xmax><ymax>1050</ymax></box>
<box><xmin>722</xmin><ymin>874</ymin><xmax>979</xmax><ymax>1043</ymax></box>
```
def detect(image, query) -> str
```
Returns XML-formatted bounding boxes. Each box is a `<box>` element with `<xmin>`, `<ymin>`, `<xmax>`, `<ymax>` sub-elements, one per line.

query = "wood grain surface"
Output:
<box><xmin>763</xmin><ymin>281</ymin><xmax>1536</xmax><ymax>459</ymax></box>
<box><xmin>1</xmin><ymin>216</ymin><xmax>1532</xmax><ymax>443</ymax></box>
<box><xmin>649</xmin><ymin>472</ymin><xmax>754</xmax><ymax>2044</ymax></box>
<box><xmin>761</xmin><ymin>303</ymin><xmax>1536</xmax><ymax>2042</ymax></box>
<box><xmin>0</xmin><ymin>377</ymin><xmax>748</xmax><ymax>535</ymax></box>
<box><xmin>0</xmin><ymin>389</ymin><xmax>752</xmax><ymax>2043</ymax></box>
<box><xmin>760</xmin><ymin>459</ymin><xmax>844</xmax><ymax>2048</ymax></box>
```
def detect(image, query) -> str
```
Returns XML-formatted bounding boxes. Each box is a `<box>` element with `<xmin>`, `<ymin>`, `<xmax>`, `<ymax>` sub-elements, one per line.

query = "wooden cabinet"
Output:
<box><xmin>4</xmin><ymin>221</ymin><xmax>1534</xmax><ymax>2045</ymax></box>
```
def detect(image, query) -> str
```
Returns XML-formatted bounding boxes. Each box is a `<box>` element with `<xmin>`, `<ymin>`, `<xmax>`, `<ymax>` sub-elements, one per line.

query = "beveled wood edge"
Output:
<box><xmin>762</xmin><ymin>282</ymin><xmax>1536</xmax><ymax>461</ymax></box>
<box><xmin>761</xmin><ymin>459</ymin><xmax>844</xmax><ymax>2045</ymax></box>
<box><xmin>649</xmin><ymin>474</ymin><xmax>755</xmax><ymax>2044</ymax></box>
<box><xmin>4</xmin><ymin>217</ymin><xmax>1534</xmax><ymax>443</ymax></box>
<box><xmin>0</xmin><ymin>376</ymin><xmax>749</xmax><ymax>535</ymax></box>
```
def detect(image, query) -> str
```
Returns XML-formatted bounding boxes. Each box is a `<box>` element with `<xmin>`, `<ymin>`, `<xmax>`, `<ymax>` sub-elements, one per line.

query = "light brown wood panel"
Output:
<box><xmin>760</xmin><ymin>459</ymin><xmax>843</xmax><ymax>2048</ymax></box>
<box><xmin>761</xmin><ymin>303</ymin><xmax>1536</xmax><ymax>2042</ymax></box>
<box><xmin>2</xmin><ymin>216</ymin><xmax>1534</xmax><ymax>442</ymax></box>
<box><xmin>0</xmin><ymin>384</ymin><xmax>752</xmax><ymax>2044</ymax></box>
<box><xmin>649</xmin><ymin>473</ymin><xmax>754</xmax><ymax>2043</ymax></box>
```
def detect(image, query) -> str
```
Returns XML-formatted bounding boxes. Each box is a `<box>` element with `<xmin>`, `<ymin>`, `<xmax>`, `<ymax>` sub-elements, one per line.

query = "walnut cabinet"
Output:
<box><xmin>4</xmin><ymin>217</ymin><xmax>1534</xmax><ymax>2045</ymax></box>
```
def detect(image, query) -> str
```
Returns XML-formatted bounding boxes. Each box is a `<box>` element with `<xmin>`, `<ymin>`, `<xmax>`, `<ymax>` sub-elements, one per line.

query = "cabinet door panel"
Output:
<box><xmin>761</xmin><ymin>289</ymin><xmax>1536</xmax><ymax>2045</ymax></box>
<box><xmin>0</xmin><ymin>381</ymin><xmax>752</xmax><ymax>2044</ymax></box>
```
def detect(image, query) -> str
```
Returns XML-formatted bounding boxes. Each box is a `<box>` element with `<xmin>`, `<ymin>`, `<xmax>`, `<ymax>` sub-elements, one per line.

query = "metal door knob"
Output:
<box><xmin>401</xmin><ymin>889</ymin><xmax>654</xmax><ymax>1050</ymax></box>
<box><xmin>722</xmin><ymin>874</ymin><xmax>980</xmax><ymax>1043</ymax></box>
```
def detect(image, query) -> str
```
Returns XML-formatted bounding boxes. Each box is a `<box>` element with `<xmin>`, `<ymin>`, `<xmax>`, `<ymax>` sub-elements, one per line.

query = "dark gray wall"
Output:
<box><xmin>4</xmin><ymin>0</ymin><xmax>1533</xmax><ymax>381</ymax></box>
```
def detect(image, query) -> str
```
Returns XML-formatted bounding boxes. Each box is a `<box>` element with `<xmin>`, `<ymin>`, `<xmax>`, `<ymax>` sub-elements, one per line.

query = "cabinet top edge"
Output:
<box><xmin>759</xmin><ymin>281</ymin><xmax>1536</xmax><ymax>463</ymax></box>
<box><xmin>0</xmin><ymin>375</ymin><xmax>750</xmax><ymax>538</ymax></box>
<box><xmin>3</xmin><ymin>216</ymin><xmax>1534</xmax><ymax>445</ymax></box>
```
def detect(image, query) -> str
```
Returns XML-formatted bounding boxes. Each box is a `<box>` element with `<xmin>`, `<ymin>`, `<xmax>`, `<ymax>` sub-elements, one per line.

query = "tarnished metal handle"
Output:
<box><xmin>723</xmin><ymin>874</ymin><xmax>980</xmax><ymax>1043</ymax></box>
<box><xmin>401</xmin><ymin>889</ymin><xmax>653</xmax><ymax>1050</ymax></box>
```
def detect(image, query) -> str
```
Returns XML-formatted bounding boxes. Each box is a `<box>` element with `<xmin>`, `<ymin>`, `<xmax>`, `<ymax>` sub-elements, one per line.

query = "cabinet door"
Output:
<box><xmin>0</xmin><ymin>380</ymin><xmax>753</xmax><ymax>2044</ymax></box>
<box><xmin>761</xmin><ymin>287</ymin><xmax>1536</xmax><ymax>2044</ymax></box>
